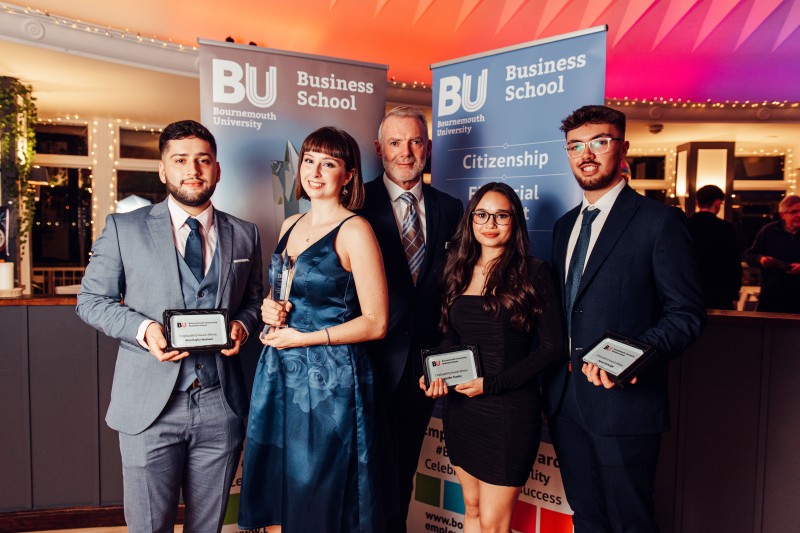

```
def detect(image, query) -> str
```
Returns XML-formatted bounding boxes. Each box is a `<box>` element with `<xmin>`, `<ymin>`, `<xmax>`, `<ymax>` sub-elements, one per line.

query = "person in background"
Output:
<box><xmin>358</xmin><ymin>105</ymin><xmax>463</xmax><ymax>531</ymax></box>
<box><xmin>544</xmin><ymin>105</ymin><xmax>706</xmax><ymax>532</ymax></box>
<box><xmin>746</xmin><ymin>194</ymin><xmax>800</xmax><ymax>313</ymax></box>
<box><xmin>687</xmin><ymin>184</ymin><xmax>742</xmax><ymax>310</ymax></box>
<box><xmin>420</xmin><ymin>182</ymin><xmax>564</xmax><ymax>533</ymax></box>
<box><xmin>77</xmin><ymin>120</ymin><xmax>263</xmax><ymax>532</ymax></box>
<box><xmin>238</xmin><ymin>126</ymin><xmax>388</xmax><ymax>532</ymax></box>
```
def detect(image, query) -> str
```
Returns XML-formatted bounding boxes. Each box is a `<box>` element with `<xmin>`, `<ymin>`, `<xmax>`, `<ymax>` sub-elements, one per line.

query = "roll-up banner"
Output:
<box><xmin>198</xmin><ymin>40</ymin><xmax>387</xmax><ymax>532</ymax></box>
<box><xmin>430</xmin><ymin>26</ymin><xmax>606</xmax><ymax>261</ymax></box>
<box><xmin>410</xmin><ymin>27</ymin><xmax>607</xmax><ymax>533</ymax></box>
<box><xmin>199</xmin><ymin>39</ymin><xmax>387</xmax><ymax>262</ymax></box>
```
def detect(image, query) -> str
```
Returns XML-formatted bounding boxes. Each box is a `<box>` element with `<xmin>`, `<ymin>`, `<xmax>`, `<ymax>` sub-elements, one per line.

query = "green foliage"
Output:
<box><xmin>0</xmin><ymin>77</ymin><xmax>38</xmax><ymax>252</ymax></box>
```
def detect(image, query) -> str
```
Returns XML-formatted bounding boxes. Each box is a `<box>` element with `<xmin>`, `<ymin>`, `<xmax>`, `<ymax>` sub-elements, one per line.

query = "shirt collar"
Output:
<box><xmin>383</xmin><ymin>173</ymin><xmax>423</xmax><ymax>203</ymax></box>
<box><xmin>581</xmin><ymin>177</ymin><xmax>626</xmax><ymax>212</ymax></box>
<box><xmin>167</xmin><ymin>196</ymin><xmax>214</xmax><ymax>231</ymax></box>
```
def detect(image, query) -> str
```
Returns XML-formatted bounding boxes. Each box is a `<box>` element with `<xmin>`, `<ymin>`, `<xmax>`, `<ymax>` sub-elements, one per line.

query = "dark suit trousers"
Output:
<box><xmin>383</xmin><ymin>358</ymin><xmax>435</xmax><ymax>533</ymax></box>
<box><xmin>548</xmin><ymin>377</ymin><xmax>661</xmax><ymax>533</ymax></box>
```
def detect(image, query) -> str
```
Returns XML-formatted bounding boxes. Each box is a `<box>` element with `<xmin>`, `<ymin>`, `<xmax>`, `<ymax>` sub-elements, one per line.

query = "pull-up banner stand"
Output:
<box><xmin>411</xmin><ymin>26</ymin><xmax>607</xmax><ymax>533</ymax></box>
<box><xmin>199</xmin><ymin>39</ymin><xmax>387</xmax><ymax>532</ymax></box>
<box><xmin>199</xmin><ymin>39</ymin><xmax>387</xmax><ymax>263</ymax></box>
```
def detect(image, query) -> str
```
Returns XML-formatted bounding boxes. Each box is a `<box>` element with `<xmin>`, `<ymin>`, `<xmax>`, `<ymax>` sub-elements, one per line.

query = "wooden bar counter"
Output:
<box><xmin>1</xmin><ymin>299</ymin><xmax>799</xmax><ymax>532</ymax></box>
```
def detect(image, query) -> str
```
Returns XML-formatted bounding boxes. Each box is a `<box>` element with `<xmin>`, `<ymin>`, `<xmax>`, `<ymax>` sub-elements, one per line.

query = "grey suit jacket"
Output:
<box><xmin>77</xmin><ymin>199</ymin><xmax>263</xmax><ymax>435</ymax></box>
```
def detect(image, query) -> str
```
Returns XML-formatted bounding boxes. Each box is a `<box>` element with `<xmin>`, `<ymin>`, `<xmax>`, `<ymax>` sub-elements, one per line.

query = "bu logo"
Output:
<box><xmin>437</xmin><ymin>69</ymin><xmax>488</xmax><ymax>117</ymax></box>
<box><xmin>212</xmin><ymin>59</ymin><xmax>277</xmax><ymax>108</ymax></box>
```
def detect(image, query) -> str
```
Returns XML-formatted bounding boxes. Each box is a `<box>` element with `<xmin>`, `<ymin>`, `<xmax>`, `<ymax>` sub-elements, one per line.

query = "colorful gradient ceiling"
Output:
<box><xmin>15</xmin><ymin>0</ymin><xmax>800</xmax><ymax>101</ymax></box>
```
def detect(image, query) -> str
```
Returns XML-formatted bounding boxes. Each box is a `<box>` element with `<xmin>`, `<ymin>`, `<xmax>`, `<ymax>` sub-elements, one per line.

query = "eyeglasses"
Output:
<box><xmin>471</xmin><ymin>210</ymin><xmax>512</xmax><ymax>226</ymax></box>
<box><xmin>564</xmin><ymin>137</ymin><xmax>623</xmax><ymax>158</ymax></box>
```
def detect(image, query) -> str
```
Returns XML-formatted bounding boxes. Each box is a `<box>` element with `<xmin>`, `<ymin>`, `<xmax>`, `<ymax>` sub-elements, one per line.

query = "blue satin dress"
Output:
<box><xmin>239</xmin><ymin>215</ymin><xmax>379</xmax><ymax>532</ymax></box>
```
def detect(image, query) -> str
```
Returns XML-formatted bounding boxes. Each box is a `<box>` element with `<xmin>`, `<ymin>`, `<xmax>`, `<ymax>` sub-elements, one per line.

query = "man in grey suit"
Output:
<box><xmin>77</xmin><ymin>120</ymin><xmax>263</xmax><ymax>532</ymax></box>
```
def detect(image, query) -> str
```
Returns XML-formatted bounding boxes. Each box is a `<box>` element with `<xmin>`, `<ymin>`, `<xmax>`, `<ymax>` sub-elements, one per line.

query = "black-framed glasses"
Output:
<box><xmin>564</xmin><ymin>137</ymin><xmax>623</xmax><ymax>158</ymax></box>
<box><xmin>471</xmin><ymin>210</ymin><xmax>512</xmax><ymax>226</ymax></box>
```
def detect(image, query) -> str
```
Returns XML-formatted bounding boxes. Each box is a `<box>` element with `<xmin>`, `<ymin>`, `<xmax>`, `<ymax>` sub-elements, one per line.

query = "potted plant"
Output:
<box><xmin>0</xmin><ymin>76</ymin><xmax>37</xmax><ymax>292</ymax></box>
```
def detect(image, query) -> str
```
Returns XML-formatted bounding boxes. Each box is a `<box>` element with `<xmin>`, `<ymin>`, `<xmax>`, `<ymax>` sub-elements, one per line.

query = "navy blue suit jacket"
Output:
<box><xmin>358</xmin><ymin>178</ymin><xmax>463</xmax><ymax>393</ymax></box>
<box><xmin>544</xmin><ymin>185</ymin><xmax>706</xmax><ymax>435</ymax></box>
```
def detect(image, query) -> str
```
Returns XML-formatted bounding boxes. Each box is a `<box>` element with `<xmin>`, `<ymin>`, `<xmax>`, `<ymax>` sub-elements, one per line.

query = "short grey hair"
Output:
<box><xmin>779</xmin><ymin>195</ymin><xmax>800</xmax><ymax>213</ymax></box>
<box><xmin>377</xmin><ymin>105</ymin><xmax>428</xmax><ymax>142</ymax></box>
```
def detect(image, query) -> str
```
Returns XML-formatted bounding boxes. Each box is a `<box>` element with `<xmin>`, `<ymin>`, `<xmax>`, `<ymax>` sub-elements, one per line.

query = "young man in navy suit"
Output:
<box><xmin>544</xmin><ymin>105</ymin><xmax>705</xmax><ymax>532</ymax></box>
<box><xmin>359</xmin><ymin>106</ymin><xmax>463</xmax><ymax>532</ymax></box>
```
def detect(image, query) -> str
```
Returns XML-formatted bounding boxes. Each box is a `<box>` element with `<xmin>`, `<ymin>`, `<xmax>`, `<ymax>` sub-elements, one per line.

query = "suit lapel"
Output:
<box><xmin>418</xmin><ymin>184</ymin><xmax>439</xmax><ymax>283</ymax></box>
<box><xmin>554</xmin><ymin>205</ymin><xmax>580</xmax><ymax>303</ymax></box>
<box><xmin>147</xmin><ymin>200</ymin><xmax>184</xmax><ymax>308</ymax></box>
<box><xmin>215</xmin><ymin>211</ymin><xmax>233</xmax><ymax>308</ymax></box>
<box><xmin>368</xmin><ymin>181</ymin><xmax>413</xmax><ymax>285</ymax></box>
<box><xmin>575</xmin><ymin>186</ymin><xmax>639</xmax><ymax>300</ymax></box>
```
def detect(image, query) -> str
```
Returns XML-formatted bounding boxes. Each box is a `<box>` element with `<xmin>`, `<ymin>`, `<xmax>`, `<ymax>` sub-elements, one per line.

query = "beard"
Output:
<box><xmin>166</xmin><ymin>179</ymin><xmax>217</xmax><ymax>207</ymax></box>
<box><xmin>383</xmin><ymin>155</ymin><xmax>426</xmax><ymax>185</ymax></box>
<box><xmin>573</xmin><ymin>160</ymin><xmax>620</xmax><ymax>191</ymax></box>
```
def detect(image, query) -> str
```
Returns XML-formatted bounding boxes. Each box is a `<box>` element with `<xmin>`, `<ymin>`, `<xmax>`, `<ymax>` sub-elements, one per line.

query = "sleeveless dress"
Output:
<box><xmin>441</xmin><ymin>259</ymin><xmax>564</xmax><ymax>486</ymax></box>
<box><xmin>239</xmin><ymin>215</ymin><xmax>379</xmax><ymax>532</ymax></box>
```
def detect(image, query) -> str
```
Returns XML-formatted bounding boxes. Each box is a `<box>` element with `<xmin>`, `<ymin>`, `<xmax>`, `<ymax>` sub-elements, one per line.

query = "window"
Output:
<box><xmin>735</xmin><ymin>156</ymin><xmax>784</xmax><ymax>181</ymax></box>
<box><xmin>32</xmin><ymin>167</ymin><xmax>92</xmax><ymax>266</ymax></box>
<box><xmin>116</xmin><ymin>170</ymin><xmax>166</xmax><ymax>205</ymax></box>
<box><xmin>628</xmin><ymin>156</ymin><xmax>666</xmax><ymax>180</ymax></box>
<box><xmin>119</xmin><ymin>128</ymin><xmax>161</xmax><ymax>159</ymax></box>
<box><xmin>34</xmin><ymin>124</ymin><xmax>88</xmax><ymax>156</ymax></box>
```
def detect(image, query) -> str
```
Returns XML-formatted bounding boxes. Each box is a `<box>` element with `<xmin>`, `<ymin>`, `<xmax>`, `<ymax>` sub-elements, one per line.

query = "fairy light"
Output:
<box><xmin>0</xmin><ymin>2</ymin><xmax>199</xmax><ymax>52</ymax></box>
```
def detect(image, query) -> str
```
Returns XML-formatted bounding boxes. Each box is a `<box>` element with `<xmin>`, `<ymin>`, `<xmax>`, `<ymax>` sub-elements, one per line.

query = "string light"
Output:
<box><xmin>606</xmin><ymin>97</ymin><xmax>799</xmax><ymax>110</ymax></box>
<box><xmin>0</xmin><ymin>2</ymin><xmax>198</xmax><ymax>52</ymax></box>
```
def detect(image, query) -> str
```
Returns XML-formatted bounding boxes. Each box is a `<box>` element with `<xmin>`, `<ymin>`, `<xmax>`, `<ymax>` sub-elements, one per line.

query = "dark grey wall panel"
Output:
<box><xmin>761</xmin><ymin>325</ymin><xmax>800</xmax><ymax>533</ymax></box>
<box><xmin>97</xmin><ymin>333</ymin><xmax>122</xmax><ymax>505</ymax></box>
<box><xmin>679</xmin><ymin>323</ymin><xmax>763</xmax><ymax>533</ymax></box>
<box><xmin>28</xmin><ymin>306</ymin><xmax>99</xmax><ymax>508</ymax></box>
<box><xmin>0</xmin><ymin>306</ymin><xmax>32</xmax><ymax>511</ymax></box>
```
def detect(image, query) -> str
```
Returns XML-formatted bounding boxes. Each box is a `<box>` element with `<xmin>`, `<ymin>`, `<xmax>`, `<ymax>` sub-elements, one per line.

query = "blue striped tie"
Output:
<box><xmin>565</xmin><ymin>207</ymin><xmax>599</xmax><ymax>335</ymax></box>
<box><xmin>399</xmin><ymin>192</ymin><xmax>425</xmax><ymax>285</ymax></box>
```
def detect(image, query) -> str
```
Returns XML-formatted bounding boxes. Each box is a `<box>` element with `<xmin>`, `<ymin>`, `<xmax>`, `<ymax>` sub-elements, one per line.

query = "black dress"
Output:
<box><xmin>441</xmin><ymin>259</ymin><xmax>564</xmax><ymax>486</ymax></box>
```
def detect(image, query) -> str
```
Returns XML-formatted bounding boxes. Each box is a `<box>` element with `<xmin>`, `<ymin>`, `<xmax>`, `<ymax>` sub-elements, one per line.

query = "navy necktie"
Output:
<box><xmin>185</xmin><ymin>217</ymin><xmax>204</xmax><ymax>282</ymax></box>
<box><xmin>399</xmin><ymin>192</ymin><xmax>425</xmax><ymax>284</ymax></box>
<box><xmin>565</xmin><ymin>207</ymin><xmax>600</xmax><ymax>335</ymax></box>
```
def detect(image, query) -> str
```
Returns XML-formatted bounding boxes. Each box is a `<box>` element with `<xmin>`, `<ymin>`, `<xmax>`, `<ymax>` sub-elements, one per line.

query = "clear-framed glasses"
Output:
<box><xmin>564</xmin><ymin>137</ymin><xmax>623</xmax><ymax>158</ymax></box>
<box><xmin>471</xmin><ymin>210</ymin><xmax>512</xmax><ymax>226</ymax></box>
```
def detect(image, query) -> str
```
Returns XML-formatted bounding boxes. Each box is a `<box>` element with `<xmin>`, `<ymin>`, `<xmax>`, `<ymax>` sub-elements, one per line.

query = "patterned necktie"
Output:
<box><xmin>185</xmin><ymin>217</ymin><xmax>204</xmax><ymax>282</ymax></box>
<box><xmin>565</xmin><ymin>207</ymin><xmax>600</xmax><ymax>335</ymax></box>
<box><xmin>399</xmin><ymin>192</ymin><xmax>425</xmax><ymax>285</ymax></box>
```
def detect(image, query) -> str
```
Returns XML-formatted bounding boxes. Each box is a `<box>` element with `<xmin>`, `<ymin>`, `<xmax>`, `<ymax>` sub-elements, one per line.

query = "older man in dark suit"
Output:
<box><xmin>359</xmin><ymin>106</ymin><xmax>463</xmax><ymax>531</ymax></box>
<box><xmin>544</xmin><ymin>106</ymin><xmax>706</xmax><ymax>532</ymax></box>
<box><xmin>77</xmin><ymin>120</ymin><xmax>263</xmax><ymax>532</ymax></box>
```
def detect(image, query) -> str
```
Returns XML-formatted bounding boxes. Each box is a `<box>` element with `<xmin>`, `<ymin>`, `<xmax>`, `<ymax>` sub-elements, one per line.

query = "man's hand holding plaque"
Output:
<box><xmin>163</xmin><ymin>309</ymin><xmax>232</xmax><ymax>352</ymax></box>
<box><xmin>581</xmin><ymin>331</ymin><xmax>656</xmax><ymax>388</ymax></box>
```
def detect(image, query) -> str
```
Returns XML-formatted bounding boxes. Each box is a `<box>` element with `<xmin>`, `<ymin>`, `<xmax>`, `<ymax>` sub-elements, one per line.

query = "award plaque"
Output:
<box><xmin>581</xmin><ymin>331</ymin><xmax>657</xmax><ymax>386</ymax></box>
<box><xmin>421</xmin><ymin>345</ymin><xmax>481</xmax><ymax>386</ymax></box>
<box><xmin>163</xmin><ymin>309</ymin><xmax>232</xmax><ymax>351</ymax></box>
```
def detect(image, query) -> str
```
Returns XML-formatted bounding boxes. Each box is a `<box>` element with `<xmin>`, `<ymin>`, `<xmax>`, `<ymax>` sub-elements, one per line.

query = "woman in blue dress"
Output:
<box><xmin>239</xmin><ymin>127</ymin><xmax>388</xmax><ymax>532</ymax></box>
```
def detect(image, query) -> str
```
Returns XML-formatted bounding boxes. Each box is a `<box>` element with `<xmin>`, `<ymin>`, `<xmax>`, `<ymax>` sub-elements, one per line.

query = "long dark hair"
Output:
<box><xmin>440</xmin><ymin>182</ymin><xmax>542</xmax><ymax>332</ymax></box>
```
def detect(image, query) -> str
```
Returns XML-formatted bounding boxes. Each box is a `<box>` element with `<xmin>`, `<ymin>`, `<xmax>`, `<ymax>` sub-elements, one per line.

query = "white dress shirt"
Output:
<box><xmin>564</xmin><ymin>178</ymin><xmax>627</xmax><ymax>281</ymax></box>
<box><xmin>382</xmin><ymin>174</ymin><xmax>427</xmax><ymax>242</ymax></box>
<box><xmin>136</xmin><ymin>198</ymin><xmax>220</xmax><ymax>348</ymax></box>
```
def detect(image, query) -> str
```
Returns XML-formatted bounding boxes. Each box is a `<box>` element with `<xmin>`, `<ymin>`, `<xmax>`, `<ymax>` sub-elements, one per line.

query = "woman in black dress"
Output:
<box><xmin>420</xmin><ymin>181</ymin><xmax>564</xmax><ymax>532</ymax></box>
